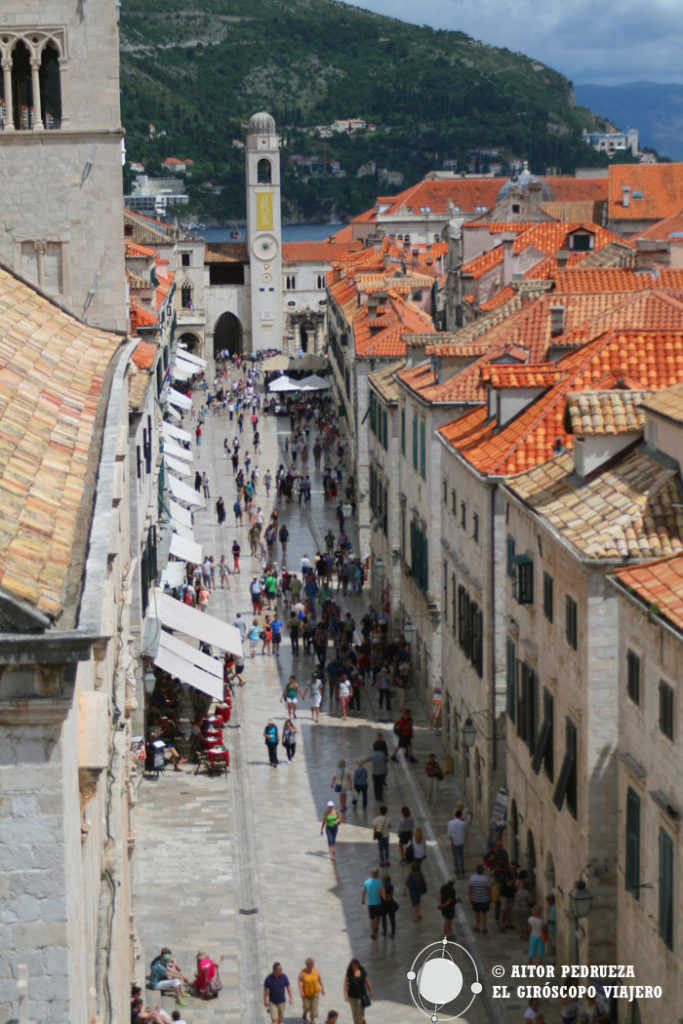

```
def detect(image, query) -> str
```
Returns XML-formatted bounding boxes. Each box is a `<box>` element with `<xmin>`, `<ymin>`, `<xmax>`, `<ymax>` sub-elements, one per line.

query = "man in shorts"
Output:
<box><xmin>468</xmin><ymin>863</ymin><xmax>492</xmax><ymax>934</ymax></box>
<box><xmin>308</xmin><ymin>672</ymin><xmax>323</xmax><ymax>722</ymax></box>
<box><xmin>263</xmin><ymin>962</ymin><xmax>293</xmax><ymax>1022</ymax></box>
<box><xmin>361</xmin><ymin>867</ymin><xmax>383</xmax><ymax>940</ymax></box>
<box><xmin>438</xmin><ymin>877</ymin><xmax>457</xmax><ymax>939</ymax></box>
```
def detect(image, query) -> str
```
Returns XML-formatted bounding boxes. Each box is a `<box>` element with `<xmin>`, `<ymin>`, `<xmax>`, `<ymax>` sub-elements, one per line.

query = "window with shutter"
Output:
<box><xmin>658</xmin><ymin>829</ymin><xmax>674</xmax><ymax>949</ymax></box>
<box><xmin>506</xmin><ymin>638</ymin><xmax>516</xmax><ymax>722</ymax></box>
<box><xmin>659</xmin><ymin>680</ymin><xmax>674</xmax><ymax>740</ymax></box>
<box><xmin>627</xmin><ymin>650</ymin><xmax>641</xmax><ymax>705</ymax></box>
<box><xmin>553</xmin><ymin>718</ymin><xmax>577</xmax><ymax>818</ymax></box>
<box><xmin>419</xmin><ymin>420</ymin><xmax>426</xmax><ymax>477</ymax></box>
<box><xmin>513</xmin><ymin>555</ymin><xmax>534</xmax><ymax>604</ymax></box>
<box><xmin>566</xmin><ymin>596</ymin><xmax>578</xmax><ymax>650</ymax></box>
<box><xmin>543</xmin><ymin>572</ymin><xmax>553</xmax><ymax>622</ymax></box>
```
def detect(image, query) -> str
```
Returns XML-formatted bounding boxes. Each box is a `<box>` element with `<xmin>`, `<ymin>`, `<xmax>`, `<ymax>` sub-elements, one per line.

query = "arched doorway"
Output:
<box><xmin>213</xmin><ymin>312</ymin><xmax>243</xmax><ymax>357</ymax></box>
<box><xmin>179</xmin><ymin>331</ymin><xmax>201</xmax><ymax>353</ymax></box>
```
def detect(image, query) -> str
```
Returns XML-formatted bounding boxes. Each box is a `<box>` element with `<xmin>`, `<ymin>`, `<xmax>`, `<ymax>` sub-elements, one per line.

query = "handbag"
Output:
<box><xmin>373</xmin><ymin>830</ymin><xmax>381</xmax><ymax>840</ymax></box>
<box><xmin>360</xmin><ymin>984</ymin><xmax>372</xmax><ymax>1009</ymax></box>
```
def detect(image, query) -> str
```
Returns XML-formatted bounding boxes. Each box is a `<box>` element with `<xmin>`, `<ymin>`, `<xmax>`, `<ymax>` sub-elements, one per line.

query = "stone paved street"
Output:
<box><xmin>134</xmin><ymin>367</ymin><xmax>543</xmax><ymax>1024</ymax></box>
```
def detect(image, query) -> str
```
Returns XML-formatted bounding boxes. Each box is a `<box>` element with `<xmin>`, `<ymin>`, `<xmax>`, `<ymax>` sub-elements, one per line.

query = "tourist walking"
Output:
<box><xmin>321</xmin><ymin>800</ymin><xmax>341</xmax><ymax>860</ymax></box>
<box><xmin>248</xmin><ymin>619</ymin><xmax>260</xmax><ymax>658</ymax></box>
<box><xmin>372</xmin><ymin>805</ymin><xmax>391</xmax><ymax>866</ymax></box>
<box><xmin>264</xmin><ymin>719</ymin><xmax>279</xmax><ymax>768</ymax></box>
<box><xmin>363</xmin><ymin>744</ymin><xmax>388</xmax><ymax>802</ymax></box>
<box><xmin>298</xmin><ymin>957</ymin><xmax>325</xmax><ymax>1024</ymax></box>
<box><xmin>215</xmin><ymin>496</ymin><xmax>226</xmax><ymax>525</ymax></box>
<box><xmin>330</xmin><ymin>760</ymin><xmax>352</xmax><ymax>812</ymax></box>
<box><xmin>343</xmin><ymin>959</ymin><xmax>372</xmax><ymax>1022</ymax></box>
<box><xmin>438</xmin><ymin>877</ymin><xmax>457</xmax><ymax>939</ymax></box>
<box><xmin>263</xmin><ymin>962</ymin><xmax>293</xmax><ymax>1023</ymax></box>
<box><xmin>361</xmin><ymin>869</ymin><xmax>383</xmax><ymax>940</ymax></box>
<box><xmin>398</xmin><ymin>806</ymin><xmax>414</xmax><ymax>863</ymax></box>
<box><xmin>352</xmin><ymin>760</ymin><xmax>368</xmax><ymax>810</ymax></box>
<box><xmin>425</xmin><ymin>753</ymin><xmax>444</xmax><ymax>802</ymax></box>
<box><xmin>447</xmin><ymin>808</ymin><xmax>468</xmax><ymax>876</ymax></box>
<box><xmin>468</xmin><ymin>863</ymin><xmax>492</xmax><ymax>933</ymax></box>
<box><xmin>404</xmin><ymin>861</ymin><xmax>427</xmax><ymax>921</ymax></box>
<box><xmin>308</xmin><ymin>671</ymin><xmax>324</xmax><ymax>722</ymax></box>
<box><xmin>282</xmin><ymin>675</ymin><xmax>305</xmax><ymax>718</ymax></box>
<box><xmin>282</xmin><ymin>718</ymin><xmax>298</xmax><ymax>762</ymax></box>
<box><xmin>379</xmin><ymin>874</ymin><xmax>398</xmax><ymax>938</ymax></box>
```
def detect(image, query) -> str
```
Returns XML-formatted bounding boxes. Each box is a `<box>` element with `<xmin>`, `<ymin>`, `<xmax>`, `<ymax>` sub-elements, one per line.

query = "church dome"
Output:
<box><xmin>496</xmin><ymin>161</ymin><xmax>554</xmax><ymax>202</ymax></box>
<box><xmin>248</xmin><ymin>111</ymin><xmax>277</xmax><ymax>136</ymax></box>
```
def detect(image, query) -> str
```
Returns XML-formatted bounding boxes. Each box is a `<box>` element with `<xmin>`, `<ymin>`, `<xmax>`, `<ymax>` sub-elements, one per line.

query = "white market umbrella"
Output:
<box><xmin>268</xmin><ymin>375</ymin><xmax>301</xmax><ymax>393</ymax></box>
<box><xmin>298</xmin><ymin>373</ymin><xmax>331</xmax><ymax>391</ymax></box>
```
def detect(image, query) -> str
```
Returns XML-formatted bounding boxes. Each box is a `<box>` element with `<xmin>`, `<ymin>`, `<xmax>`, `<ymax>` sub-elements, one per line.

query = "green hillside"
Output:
<box><xmin>119</xmin><ymin>0</ymin><xmax>607</xmax><ymax>222</ymax></box>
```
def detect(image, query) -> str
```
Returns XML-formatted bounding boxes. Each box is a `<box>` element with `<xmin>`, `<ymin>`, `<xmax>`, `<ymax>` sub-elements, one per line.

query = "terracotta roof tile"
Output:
<box><xmin>367</xmin><ymin>359</ymin><xmax>404</xmax><ymax>402</ymax></box>
<box><xmin>0</xmin><ymin>264</ymin><xmax>123</xmax><ymax>617</ymax></box>
<box><xmin>282</xmin><ymin>240</ymin><xmax>358</xmax><ymax>263</ymax></box>
<box><xmin>641</xmin><ymin>380</ymin><xmax>683</xmax><ymax>423</ymax></box>
<box><xmin>131</xmin><ymin>341</ymin><xmax>158</xmax><ymax>370</ymax></box>
<box><xmin>504</xmin><ymin>448</ymin><xmax>683</xmax><ymax>561</ymax></box>
<box><xmin>613</xmin><ymin>553</ymin><xmax>683</xmax><ymax>633</ymax></box>
<box><xmin>481</xmin><ymin>364</ymin><xmax>561</xmax><ymax>388</ymax></box>
<box><xmin>609</xmin><ymin>164</ymin><xmax>683</xmax><ymax>222</ymax></box>
<box><xmin>635</xmin><ymin>211</ymin><xmax>683</xmax><ymax>241</ymax></box>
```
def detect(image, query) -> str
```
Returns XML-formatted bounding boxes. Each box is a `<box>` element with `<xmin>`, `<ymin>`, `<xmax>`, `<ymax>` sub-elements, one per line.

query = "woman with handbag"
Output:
<box><xmin>320</xmin><ymin>801</ymin><xmax>341</xmax><ymax>861</ymax></box>
<box><xmin>282</xmin><ymin>718</ymin><xmax>298</xmax><ymax>762</ymax></box>
<box><xmin>379</xmin><ymin>875</ymin><xmax>398</xmax><ymax>938</ymax></box>
<box><xmin>404</xmin><ymin>860</ymin><xmax>427</xmax><ymax>921</ymax></box>
<box><xmin>343</xmin><ymin>958</ymin><xmax>373</xmax><ymax>1023</ymax></box>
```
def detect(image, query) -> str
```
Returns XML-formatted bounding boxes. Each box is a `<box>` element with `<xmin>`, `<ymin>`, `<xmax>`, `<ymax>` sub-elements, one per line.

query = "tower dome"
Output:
<box><xmin>248</xmin><ymin>111</ymin><xmax>276</xmax><ymax>135</ymax></box>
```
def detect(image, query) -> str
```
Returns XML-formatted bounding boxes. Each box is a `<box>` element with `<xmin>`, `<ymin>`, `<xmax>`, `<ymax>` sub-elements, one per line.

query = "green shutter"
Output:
<box><xmin>412</xmin><ymin>414</ymin><xmax>418</xmax><ymax>468</ymax></box>
<box><xmin>419</xmin><ymin>421</ymin><xmax>426</xmax><ymax>477</ymax></box>
<box><xmin>506</xmin><ymin>638</ymin><xmax>516</xmax><ymax>721</ymax></box>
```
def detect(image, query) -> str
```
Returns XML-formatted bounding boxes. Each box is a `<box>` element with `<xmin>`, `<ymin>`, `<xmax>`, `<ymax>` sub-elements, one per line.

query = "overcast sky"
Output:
<box><xmin>343</xmin><ymin>0</ymin><xmax>683</xmax><ymax>86</ymax></box>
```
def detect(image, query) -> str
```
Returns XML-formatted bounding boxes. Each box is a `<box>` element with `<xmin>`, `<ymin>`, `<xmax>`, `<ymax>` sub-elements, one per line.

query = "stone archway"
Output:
<box><xmin>213</xmin><ymin>312</ymin><xmax>243</xmax><ymax>357</ymax></box>
<box><xmin>179</xmin><ymin>331</ymin><xmax>201</xmax><ymax>353</ymax></box>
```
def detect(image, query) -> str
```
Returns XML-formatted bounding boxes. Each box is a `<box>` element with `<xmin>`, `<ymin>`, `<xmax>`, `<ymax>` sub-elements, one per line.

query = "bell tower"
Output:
<box><xmin>246</xmin><ymin>111</ymin><xmax>284</xmax><ymax>353</ymax></box>
<box><xmin>0</xmin><ymin>0</ymin><xmax>127</xmax><ymax>333</ymax></box>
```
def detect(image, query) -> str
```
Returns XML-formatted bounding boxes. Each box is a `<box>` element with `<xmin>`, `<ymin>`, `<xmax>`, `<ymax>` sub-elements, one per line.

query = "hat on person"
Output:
<box><xmin>327</xmin><ymin>800</ymin><xmax>335</xmax><ymax>807</ymax></box>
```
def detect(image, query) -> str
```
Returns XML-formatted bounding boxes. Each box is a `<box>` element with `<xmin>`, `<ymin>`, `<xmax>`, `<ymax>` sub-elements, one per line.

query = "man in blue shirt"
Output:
<box><xmin>361</xmin><ymin>867</ymin><xmax>383</xmax><ymax>940</ymax></box>
<box><xmin>263</xmin><ymin>963</ymin><xmax>293</xmax><ymax>1022</ymax></box>
<box><xmin>271</xmin><ymin>615</ymin><xmax>283</xmax><ymax>656</ymax></box>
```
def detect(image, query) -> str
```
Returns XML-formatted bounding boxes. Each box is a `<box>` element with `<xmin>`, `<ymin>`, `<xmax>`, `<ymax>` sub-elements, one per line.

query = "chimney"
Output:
<box><xmin>550</xmin><ymin>304</ymin><xmax>565</xmax><ymax>337</ymax></box>
<box><xmin>555</xmin><ymin>249</ymin><xmax>569</xmax><ymax>268</ymax></box>
<box><xmin>622</xmin><ymin>185</ymin><xmax>630</xmax><ymax>208</ymax></box>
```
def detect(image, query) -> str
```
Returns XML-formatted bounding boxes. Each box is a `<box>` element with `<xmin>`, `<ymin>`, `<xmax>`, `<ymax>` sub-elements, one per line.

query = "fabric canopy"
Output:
<box><xmin>167</xmin><ymin>474</ymin><xmax>206</xmax><ymax>507</ymax></box>
<box><xmin>170</xmin><ymin>362</ymin><xmax>192</xmax><ymax>381</ymax></box>
<box><xmin>169</xmin><ymin>500</ymin><xmax>193</xmax><ymax>528</ymax></box>
<box><xmin>298</xmin><ymin>373</ymin><xmax>331</xmax><ymax>391</ymax></box>
<box><xmin>177</xmin><ymin>348</ymin><xmax>207</xmax><ymax>368</ymax></box>
<box><xmin>169</xmin><ymin>532</ymin><xmax>202</xmax><ymax>563</ymax></box>
<box><xmin>164</xmin><ymin>454</ymin><xmax>190</xmax><ymax>476</ymax></box>
<box><xmin>168</xmin><ymin>387</ymin><xmax>192</xmax><ymax>410</ymax></box>
<box><xmin>162</xmin><ymin>436</ymin><xmax>193</xmax><ymax>462</ymax></box>
<box><xmin>171</xmin><ymin>520</ymin><xmax>195</xmax><ymax>541</ymax></box>
<box><xmin>153</xmin><ymin>646</ymin><xmax>223</xmax><ymax>701</ymax></box>
<box><xmin>165</xmin><ymin>405</ymin><xmax>181</xmax><ymax>420</ymax></box>
<box><xmin>262</xmin><ymin>354</ymin><xmax>290</xmax><ymax>371</ymax></box>
<box><xmin>268</xmin><ymin>375</ymin><xmax>301</xmax><ymax>393</ymax></box>
<box><xmin>160</xmin><ymin>562</ymin><xmax>186</xmax><ymax>588</ymax></box>
<box><xmin>162</xmin><ymin>422</ymin><xmax>193</xmax><ymax>444</ymax></box>
<box><xmin>176</xmin><ymin>357</ymin><xmax>201</xmax><ymax>376</ymax></box>
<box><xmin>159</xmin><ymin>593</ymin><xmax>243</xmax><ymax>657</ymax></box>
<box><xmin>159</xmin><ymin>630</ymin><xmax>223</xmax><ymax>679</ymax></box>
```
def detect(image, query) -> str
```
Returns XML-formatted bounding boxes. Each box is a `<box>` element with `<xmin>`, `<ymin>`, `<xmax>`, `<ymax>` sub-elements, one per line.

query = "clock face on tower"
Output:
<box><xmin>252</xmin><ymin>234</ymin><xmax>279</xmax><ymax>261</ymax></box>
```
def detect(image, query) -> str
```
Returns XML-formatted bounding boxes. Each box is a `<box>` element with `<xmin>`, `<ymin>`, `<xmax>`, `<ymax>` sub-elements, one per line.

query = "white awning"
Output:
<box><xmin>159</xmin><ymin>630</ymin><xmax>223</xmax><ymax>679</ymax></box>
<box><xmin>160</xmin><ymin>562</ymin><xmax>186</xmax><ymax>588</ymax></box>
<box><xmin>171</xmin><ymin>520</ymin><xmax>195</xmax><ymax>541</ymax></box>
<box><xmin>168</xmin><ymin>387</ymin><xmax>192</xmax><ymax>410</ymax></box>
<box><xmin>153</xmin><ymin>646</ymin><xmax>223</xmax><ymax>701</ymax></box>
<box><xmin>160</xmin><ymin>593</ymin><xmax>243</xmax><ymax>657</ymax></box>
<box><xmin>171</xmin><ymin>362</ymin><xmax>193</xmax><ymax>381</ymax></box>
<box><xmin>169</xmin><ymin>500</ymin><xmax>193</xmax><ymax>528</ymax></box>
<box><xmin>177</xmin><ymin>349</ymin><xmax>207</xmax><ymax>368</ymax></box>
<box><xmin>165</xmin><ymin>454</ymin><xmax>190</xmax><ymax>476</ymax></box>
<box><xmin>162</xmin><ymin>422</ymin><xmax>193</xmax><ymax>444</ymax></box>
<box><xmin>165</xmin><ymin>405</ymin><xmax>181</xmax><ymax>420</ymax></box>
<box><xmin>169</xmin><ymin>532</ymin><xmax>202</xmax><ymax>563</ymax></box>
<box><xmin>163</xmin><ymin>436</ymin><xmax>193</xmax><ymax>461</ymax></box>
<box><xmin>176</xmin><ymin>357</ymin><xmax>201</xmax><ymax>376</ymax></box>
<box><xmin>167</xmin><ymin>474</ymin><xmax>206</xmax><ymax>507</ymax></box>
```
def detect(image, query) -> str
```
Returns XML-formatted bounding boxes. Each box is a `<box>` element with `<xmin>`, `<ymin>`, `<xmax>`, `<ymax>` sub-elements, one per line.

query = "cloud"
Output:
<box><xmin>343</xmin><ymin>0</ymin><xmax>683</xmax><ymax>84</ymax></box>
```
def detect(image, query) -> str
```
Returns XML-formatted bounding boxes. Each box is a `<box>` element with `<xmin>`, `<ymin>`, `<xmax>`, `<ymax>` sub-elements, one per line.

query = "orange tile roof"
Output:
<box><xmin>439</xmin><ymin>327</ymin><xmax>683</xmax><ymax>475</ymax></box>
<box><xmin>125</xmin><ymin>240</ymin><xmax>157</xmax><ymax>259</ymax></box>
<box><xmin>282</xmin><ymin>240</ymin><xmax>359</xmax><ymax>263</ymax></box>
<box><xmin>480</xmin><ymin>364</ymin><xmax>561</xmax><ymax>389</ymax></box>
<box><xmin>460</xmin><ymin>245</ymin><xmax>504</xmax><ymax>278</ymax></box>
<box><xmin>480</xmin><ymin>285</ymin><xmax>516</xmax><ymax>311</ymax></box>
<box><xmin>131</xmin><ymin>341</ymin><xmax>157</xmax><ymax>370</ymax></box>
<box><xmin>130</xmin><ymin>301</ymin><xmax>157</xmax><ymax>332</ymax></box>
<box><xmin>504</xmin><ymin>447</ymin><xmax>683</xmax><ymax>561</ymax></box>
<box><xmin>613</xmin><ymin>553</ymin><xmax>683</xmax><ymax>633</ymax></box>
<box><xmin>552</xmin><ymin>268</ymin><xmax>653</xmax><ymax>293</ymax></box>
<box><xmin>609</xmin><ymin>163</ymin><xmax>683</xmax><ymax>222</ymax></box>
<box><xmin>0</xmin><ymin>264</ymin><xmax>124</xmax><ymax>618</ymax></box>
<box><xmin>332</xmin><ymin>224</ymin><xmax>354</xmax><ymax>243</ymax></box>
<box><xmin>635</xmin><ymin>211</ymin><xmax>683</xmax><ymax>240</ymax></box>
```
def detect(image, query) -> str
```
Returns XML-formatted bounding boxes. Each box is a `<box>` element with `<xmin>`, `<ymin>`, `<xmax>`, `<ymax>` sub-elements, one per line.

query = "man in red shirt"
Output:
<box><xmin>391</xmin><ymin>710</ymin><xmax>416</xmax><ymax>763</ymax></box>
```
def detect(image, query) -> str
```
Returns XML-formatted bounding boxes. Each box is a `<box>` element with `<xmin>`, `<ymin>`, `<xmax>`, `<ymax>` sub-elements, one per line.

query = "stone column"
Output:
<box><xmin>2</xmin><ymin>59</ymin><xmax>14</xmax><ymax>132</ymax></box>
<box><xmin>315</xmin><ymin>316</ymin><xmax>325</xmax><ymax>353</ymax></box>
<box><xmin>30</xmin><ymin>58</ymin><xmax>44</xmax><ymax>130</ymax></box>
<box><xmin>292</xmin><ymin>318</ymin><xmax>301</xmax><ymax>354</ymax></box>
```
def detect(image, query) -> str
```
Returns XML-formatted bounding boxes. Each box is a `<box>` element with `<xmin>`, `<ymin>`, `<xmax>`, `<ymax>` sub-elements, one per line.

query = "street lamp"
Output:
<box><xmin>144</xmin><ymin>666</ymin><xmax>157</xmax><ymax>695</ymax></box>
<box><xmin>569</xmin><ymin>878</ymin><xmax>593</xmax><ymax>920</ymax></box>
<box><xmin>462</xmin><ymin>717</ymin><xmax>477</xmax><ymax>748</ymax></box>
<box><xmin>403</xmin><ymin>619</ymin><xmax>416</xmax><ymax>645</ymax></box>
<box><xmin>375</xmin><ymin>556</ymin><xmax>386</xmax><ymax>582</ymax></box>
<box><xmin>342</xmin><ymin>501</ymin><xmax>353</xmax><ymax>520</ymax></box>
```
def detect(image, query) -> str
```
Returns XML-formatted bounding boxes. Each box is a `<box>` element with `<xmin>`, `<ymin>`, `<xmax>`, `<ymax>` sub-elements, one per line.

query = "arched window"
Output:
<box><xmin>257</xmin><ymin>158</ymin><xmax>272</xmax><ymax>184</ymax></box>
<box><xmin>39</xmin><ymin>43</ymin><xmax>61</xmax><ymax>128</ymax></box>
<box><xmin>180</xmin><ymin>284</ymin><xmax>193</xmax><ymax>310</ymax></box>
<box><xmin>11</xmin><ymin>40</ymin><xmax>33</xmax><ymax>129</ymax></box>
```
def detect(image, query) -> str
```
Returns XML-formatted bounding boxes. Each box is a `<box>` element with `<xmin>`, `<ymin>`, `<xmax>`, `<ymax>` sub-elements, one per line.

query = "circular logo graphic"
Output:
<box><xmin>407</xmin><ymin>937</ymin><xmax>482</xmax><ymax>1021</ymax></box>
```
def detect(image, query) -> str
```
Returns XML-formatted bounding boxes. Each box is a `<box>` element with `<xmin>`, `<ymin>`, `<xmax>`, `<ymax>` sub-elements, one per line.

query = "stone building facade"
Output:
<box><xmin>0</xmin><ymin>0</ymin><xmax>127</xmax><ymax>333</ymax></box>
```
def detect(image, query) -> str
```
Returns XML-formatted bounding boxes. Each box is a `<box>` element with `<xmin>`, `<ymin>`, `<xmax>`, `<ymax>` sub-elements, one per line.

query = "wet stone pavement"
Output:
<box><xmin>133</xmin><ymin>369</ymin><xmax>554</xmax><ymax>1024</ymax></box>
